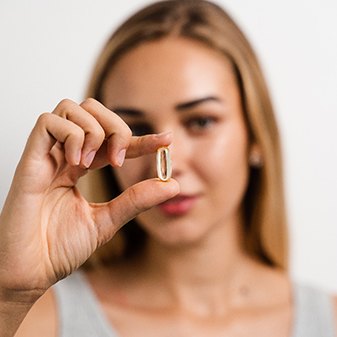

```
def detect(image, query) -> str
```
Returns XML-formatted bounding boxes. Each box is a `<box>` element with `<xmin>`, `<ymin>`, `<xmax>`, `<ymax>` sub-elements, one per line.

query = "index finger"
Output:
<box><xmin>126</xmin><ymin>131</ymin><xmax>172</xmax><ymax>158</ymax></box>
<box><xmin>88</xmin><ymin>131</ymin><xmax>173</xmax><ymax>170</ymax></box>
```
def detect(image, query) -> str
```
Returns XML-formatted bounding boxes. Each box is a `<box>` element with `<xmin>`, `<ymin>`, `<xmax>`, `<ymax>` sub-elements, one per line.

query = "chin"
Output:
<box><xmin>141</xmin><ymin>218</ymin><xmax>211</xmax><ymax>249</ymax></box>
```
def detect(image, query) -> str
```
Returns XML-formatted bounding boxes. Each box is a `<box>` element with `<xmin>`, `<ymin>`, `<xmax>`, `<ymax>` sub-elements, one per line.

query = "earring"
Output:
<box><xmin>249</xmin><ymin>151</ymin><xmax>263</xmax><ymax>168</ymax></box>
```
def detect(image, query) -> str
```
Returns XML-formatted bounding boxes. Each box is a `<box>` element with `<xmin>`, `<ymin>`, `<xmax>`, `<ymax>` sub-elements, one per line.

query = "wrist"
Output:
<box><xmin>0</xmin><ymin>287</ymin><xmax>44</xmax><ymax>337</ymax></box>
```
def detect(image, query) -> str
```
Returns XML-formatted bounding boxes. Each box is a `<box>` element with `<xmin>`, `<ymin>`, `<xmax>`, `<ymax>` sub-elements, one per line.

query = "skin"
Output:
<box><xmin>107</xmin><ymin>39</ymin><xmax>250</xmax><ymax>249</ymax></box>
<box><xmin>0</xmin><ymin>89</ymin><xmax>179</xmax><ymax>334</ymax></box>
<box><xmin>6</xmin><ymin>37</ymin><xmax>337</xmax><ymax>336</ymax></box>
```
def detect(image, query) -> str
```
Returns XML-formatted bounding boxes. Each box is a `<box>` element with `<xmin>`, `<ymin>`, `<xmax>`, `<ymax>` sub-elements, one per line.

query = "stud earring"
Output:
<box><xmin>249</xmin><ymin>151</ymin><xmax>263</xmax><ymax>168</ymax></box>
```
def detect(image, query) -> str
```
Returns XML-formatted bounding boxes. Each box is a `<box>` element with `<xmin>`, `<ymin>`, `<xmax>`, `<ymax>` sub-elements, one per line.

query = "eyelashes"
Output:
<box><xmin>127</xmin><ymin>115</ymin><xmax>220</xmax><ymax>137</ymax></box>
<box><xmin>184</xmin><ymin>116</ymin><xmax>219</xmax><ymax>132</ymax></box>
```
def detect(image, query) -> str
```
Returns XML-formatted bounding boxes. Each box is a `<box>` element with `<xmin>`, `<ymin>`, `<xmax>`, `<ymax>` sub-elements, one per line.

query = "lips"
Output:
<box><xmin>157</xmin><ymin>195</ymin><xmax>199</xmax><ymax>216</ymax></box>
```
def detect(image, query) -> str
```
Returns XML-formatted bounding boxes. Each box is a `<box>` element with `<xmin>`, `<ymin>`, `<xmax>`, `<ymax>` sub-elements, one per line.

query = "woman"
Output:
<box><xmin>0</xmin><ymin>1</ymin><xmax>336</xmax><ymax>336</ymax></box>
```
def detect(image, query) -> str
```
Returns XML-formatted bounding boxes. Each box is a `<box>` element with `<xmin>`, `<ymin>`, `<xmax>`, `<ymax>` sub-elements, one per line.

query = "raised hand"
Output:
<box><xmin>0</xmin><ymin>98</ymin><xmax>179</xmax><ymax>300</ymax></box>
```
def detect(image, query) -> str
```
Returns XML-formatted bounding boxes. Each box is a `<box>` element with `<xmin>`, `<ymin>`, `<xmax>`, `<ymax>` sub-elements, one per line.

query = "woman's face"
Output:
<box><xmin>102</xmin><ymin>37</ymin><xmax>251</xmax><ymax>247</ymax></box>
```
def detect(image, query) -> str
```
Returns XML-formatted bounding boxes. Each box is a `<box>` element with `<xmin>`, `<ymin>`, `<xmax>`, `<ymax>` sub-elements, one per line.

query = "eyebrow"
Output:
<box><xmin>112</xmin><ymin>95</ymin><xmax>222</xmax><ymax>117</ymax></box>
<box><xmin>175</xmin><ymin>96</ymin><xmax>222</xmax><ymax>111</ymax></box>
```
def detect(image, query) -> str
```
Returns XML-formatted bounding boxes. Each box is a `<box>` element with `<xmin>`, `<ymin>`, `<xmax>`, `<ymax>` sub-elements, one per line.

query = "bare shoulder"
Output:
<box><xmin>15</xmin><ymin>288</ymin><xmax>57</xmax><ymax>337</ymax></box>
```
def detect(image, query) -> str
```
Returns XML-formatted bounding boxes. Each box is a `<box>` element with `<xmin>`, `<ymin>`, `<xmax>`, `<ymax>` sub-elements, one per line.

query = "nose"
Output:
<box><xmin>168</xmin><ymin>129</ymin><xmax>192</xmax><ymax>179</ymax></box>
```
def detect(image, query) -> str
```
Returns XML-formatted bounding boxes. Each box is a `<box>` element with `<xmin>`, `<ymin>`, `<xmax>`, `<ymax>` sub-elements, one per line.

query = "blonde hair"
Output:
<box><xmin>80</xmin><ymin>0</ymin><xmax>288</xmax><ymax>269</ymax></box>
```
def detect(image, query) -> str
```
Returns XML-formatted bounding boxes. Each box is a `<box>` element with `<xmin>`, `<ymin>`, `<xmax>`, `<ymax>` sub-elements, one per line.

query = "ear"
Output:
<box><xmin>249</xmin><ymin>143</ymin><xmax>263</xmax><ymax>168</ymax></box>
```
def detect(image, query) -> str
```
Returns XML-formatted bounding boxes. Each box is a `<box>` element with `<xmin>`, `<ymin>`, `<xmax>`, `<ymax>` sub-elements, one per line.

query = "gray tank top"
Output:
<box><xmin>53</xmin><ymin>271</ymin><xmax>335</xmax><ymax>337</ymax></box>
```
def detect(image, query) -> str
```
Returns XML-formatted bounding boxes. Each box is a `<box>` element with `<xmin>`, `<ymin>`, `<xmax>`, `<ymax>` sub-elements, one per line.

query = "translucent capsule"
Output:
<box><xmin>156</xmin><ymin>147</ymin><xmax>172</xmax><ymax>182</ymax></box>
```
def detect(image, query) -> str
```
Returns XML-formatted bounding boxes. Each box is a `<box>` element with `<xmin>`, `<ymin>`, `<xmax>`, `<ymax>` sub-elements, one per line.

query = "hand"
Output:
<box><xmin>0</xmin><ymin>98</ymin><xmax>179</xmax><ymax>299</ymax></box>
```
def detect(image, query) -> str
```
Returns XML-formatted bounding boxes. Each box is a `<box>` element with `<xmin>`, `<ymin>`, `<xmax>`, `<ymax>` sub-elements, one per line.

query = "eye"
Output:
<box><xmin>185</xmin><ymin>116</ymin><xmax>218</xmax><ymax>133</ymax></box>
<box><xmin>128</xmin><ymin>123</ymin><xmax>153</xmax><ymax>137</ymax></box>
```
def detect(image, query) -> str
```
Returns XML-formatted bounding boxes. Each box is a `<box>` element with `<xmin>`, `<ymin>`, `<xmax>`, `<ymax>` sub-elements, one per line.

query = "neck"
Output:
<box><xmin>139</xmin><ymin>214</ymin><xmax>261</xmax><ymax>316</ymax></box>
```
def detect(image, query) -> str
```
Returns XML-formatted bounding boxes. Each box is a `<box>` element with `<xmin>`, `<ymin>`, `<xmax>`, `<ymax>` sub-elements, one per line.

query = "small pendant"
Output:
<box><xmin>156</xmin><ymin>147</ymin><xmax>172</xmax><ymax>182</ymax></box>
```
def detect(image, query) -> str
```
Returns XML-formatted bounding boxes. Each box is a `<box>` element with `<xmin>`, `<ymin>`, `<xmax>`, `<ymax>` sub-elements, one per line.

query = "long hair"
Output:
<box><xmin>79</xmin><ymin>0</ymin><xmax>288</xmax><ymax>269</ymax></box>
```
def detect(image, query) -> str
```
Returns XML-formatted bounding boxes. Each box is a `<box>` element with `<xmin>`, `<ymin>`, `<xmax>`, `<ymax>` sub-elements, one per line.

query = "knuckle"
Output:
<box><xmin>119</xmin><ymin>123</ymin><xmax>132</xmax><ymax>140</ymax></box>
<box><xmin>57</xmin><ymin>98</ymin><xmax>75</xmax><ymax>109</ymax></box>
<box><xmin>117</xmin><ymin>130</ymin><xmax>132</xmax><ymax>149</ymax></box>
<box><xmin>96</xmin><ymin>127</ymin><xmax>106</xmax><ymax>143</ymax></box>
<box><xmin>68</xmin><ymin>128</ymin><xmax>85</xmax><ymax>144</ymax></box>
<box><xmin>75</xmin><ymin>126</ymin><xmax>85</xmax><ymax>140</ymax></box>
<box><xmin>81</xmin><ymin>97</ymin><xmax>98</xmax><ymax>109</ymax></box>
<box><xmin>59</xmin><ymin>98</ymin><xmax>73</xmax><ymax>105</ymax></box>
<box><xmin>36</xmin><ymin>112</ymin><xmax>51</xmax><ymax>125</ymax></box>
<box><xmin>127</xmin><ymin>186</ymin><xmax>143</xmax><ymax>213</ymax></box>
<box><xmin>108</xmin><ymin>119</ymin><xmax>132</xmax><ymax>145</ymax></box>
<box><xmin>55</xmin><ymin>98</ymin><xmax>77</xmax><ymax>117</ymax></box>
<box><xmin>86</xmin><ymin>126</ymin><xmax>105</xmax><ymax>147</ymax></box>
<box><xmin>54</xmin><ymin>98</ymin><xmax>77</xmax><ymax>117</ymax></box>
<box><xmin>136</xmin><ymin>136</ymin><xmax>144</xmax><ymax>147</ymax></box>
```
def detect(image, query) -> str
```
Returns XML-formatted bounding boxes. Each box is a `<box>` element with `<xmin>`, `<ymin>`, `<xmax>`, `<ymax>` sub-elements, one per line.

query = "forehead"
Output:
<box><xmin>102</xmin><ymin>37</ymin><xmax>239</xmax><ymax>109</ymax></box>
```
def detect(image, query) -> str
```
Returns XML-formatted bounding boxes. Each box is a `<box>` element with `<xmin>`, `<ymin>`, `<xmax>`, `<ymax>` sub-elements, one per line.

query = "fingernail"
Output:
<box><xmin>116</xmin><ymin>149</ymin><xmax>126</xmax><ymax>167</ymax></box>
<box><xmin>83</xmin><ymin>150</ymin><xmax>96</xmax><ymax>168</ymax></box>
<box><xmin>155</xmin><ymin>131</ymin><xmax>172</xmax><ymax>138</ymax></box>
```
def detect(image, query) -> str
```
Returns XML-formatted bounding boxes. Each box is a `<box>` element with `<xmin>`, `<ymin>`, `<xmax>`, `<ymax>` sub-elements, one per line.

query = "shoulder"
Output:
<box><xmin>15</xmin><ymin>288</ymin><xmax>57</xmax><ymax>337</ymax></box>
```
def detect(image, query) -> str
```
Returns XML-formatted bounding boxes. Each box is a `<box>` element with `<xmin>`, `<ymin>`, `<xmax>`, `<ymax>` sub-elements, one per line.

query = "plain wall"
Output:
<box><xmin>1</xmin><ymin>0</ymin><xmax>336</xmax><ymax>292</ymax></box>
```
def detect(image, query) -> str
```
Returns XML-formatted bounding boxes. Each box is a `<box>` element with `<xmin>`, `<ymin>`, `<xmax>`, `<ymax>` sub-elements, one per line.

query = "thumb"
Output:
<box><xmin>91</xmin><ymin>178</ymin><xmax>180</xmax><ymax>245</ymax></box>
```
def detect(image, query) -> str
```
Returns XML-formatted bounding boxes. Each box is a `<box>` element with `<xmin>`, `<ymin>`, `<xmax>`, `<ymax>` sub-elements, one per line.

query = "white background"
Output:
<box><xmin>0</xmin><ymin>0</ymin><xmax>336</xmax><ymax>292</ymax></box>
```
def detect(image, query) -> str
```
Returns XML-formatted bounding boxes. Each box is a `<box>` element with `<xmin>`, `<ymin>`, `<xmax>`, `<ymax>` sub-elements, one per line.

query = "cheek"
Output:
<box><xmin>114</xmin><ymin>155</ymin><xmax>155</xmax><ymax>190</ymax></box>
<box><xmin>194</xmin><ymin>123</ymin><xmax>249</xmax><ymax>193</ymax></box>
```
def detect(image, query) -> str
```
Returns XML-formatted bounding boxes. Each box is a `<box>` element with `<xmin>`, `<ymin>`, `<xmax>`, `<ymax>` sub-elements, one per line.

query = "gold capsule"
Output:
<box><xmin>156</xmin><ymin>147</ymin><xmax>172</xmax><ymax>182</ymax></box>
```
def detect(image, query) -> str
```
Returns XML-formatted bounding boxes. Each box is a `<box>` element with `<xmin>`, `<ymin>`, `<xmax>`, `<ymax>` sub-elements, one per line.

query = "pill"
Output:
<box><xmin>156</xmin><ymin>147</ymin><xmax>172</xmax><ymax>182</ymax></box>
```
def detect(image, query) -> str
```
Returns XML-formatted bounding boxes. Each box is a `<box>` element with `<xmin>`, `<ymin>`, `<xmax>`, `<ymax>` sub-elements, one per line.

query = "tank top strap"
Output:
<box><xmin>291</xmin><ymin>283</ymin><xmax>335</xmax><ymax>337</ymax></box>
<box><xmin>53</xmin><ymin>271</ymin><xmax>119</xmax><ymax>337</ymax></box>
